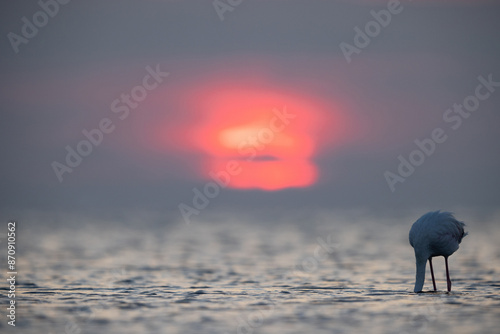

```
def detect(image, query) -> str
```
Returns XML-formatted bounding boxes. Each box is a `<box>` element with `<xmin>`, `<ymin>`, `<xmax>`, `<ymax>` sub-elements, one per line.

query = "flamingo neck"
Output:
<box><xmin>414</xmin><ymin>257</ymin><xmax>427</xmax><ymax>293</ymax></box>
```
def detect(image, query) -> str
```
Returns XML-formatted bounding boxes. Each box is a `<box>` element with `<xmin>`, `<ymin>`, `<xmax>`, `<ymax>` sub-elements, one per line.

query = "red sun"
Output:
<box><xmin>149</xmin><ymin>76</ymin><xmax>348</xmax><ymax>190</ymax></box>
<box><xmin>184</xmin><ymin>85</ymin><xmax>342</xmax><ymax>191</ymax></box>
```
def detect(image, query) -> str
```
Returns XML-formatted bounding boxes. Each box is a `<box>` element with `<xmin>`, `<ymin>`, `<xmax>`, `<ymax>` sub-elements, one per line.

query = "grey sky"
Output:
<box><xmin>1</xmin><ymin>0</ymin><xmax>499</xmax><ymax>221</ymax></box>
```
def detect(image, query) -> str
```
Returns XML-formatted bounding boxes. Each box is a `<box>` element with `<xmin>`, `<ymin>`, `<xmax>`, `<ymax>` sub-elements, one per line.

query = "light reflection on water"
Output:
<box><xmin>4</xmin><ymin>214</ymin><xmax>500</xmax><ymax>334</ymax></box>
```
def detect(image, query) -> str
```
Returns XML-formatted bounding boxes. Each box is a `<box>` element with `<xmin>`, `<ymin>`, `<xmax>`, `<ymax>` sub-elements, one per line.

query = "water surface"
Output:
<box><xmin>2</xmin><ymin>213</ymin><xmax>499</xmax><ymax>333</ymax></box>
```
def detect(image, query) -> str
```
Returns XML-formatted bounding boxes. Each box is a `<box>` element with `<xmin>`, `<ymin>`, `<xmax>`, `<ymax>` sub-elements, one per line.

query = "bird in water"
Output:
<box><xmin>409</xmin><ymin>211</ymin><xmax>467</xmax><ymax>293</ymax></box>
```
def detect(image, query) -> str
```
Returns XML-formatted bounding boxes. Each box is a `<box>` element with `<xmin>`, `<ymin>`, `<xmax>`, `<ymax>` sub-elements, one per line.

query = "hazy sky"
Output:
<box><xmin>1</xmin><ymin>0</ymin><xmax>499</xmax><ymax>222</ymax></box>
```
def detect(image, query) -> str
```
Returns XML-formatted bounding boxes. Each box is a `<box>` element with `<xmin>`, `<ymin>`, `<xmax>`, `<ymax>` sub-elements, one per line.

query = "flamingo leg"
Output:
<box><xmin>445</xmin><ymin>256</ymin><xmax>452</xmax><ymax>292</ymax></box>
<box><xmin>429</xmin><ymin>257</ymin><xmax>437</xmax><ymax>291</ymax></box>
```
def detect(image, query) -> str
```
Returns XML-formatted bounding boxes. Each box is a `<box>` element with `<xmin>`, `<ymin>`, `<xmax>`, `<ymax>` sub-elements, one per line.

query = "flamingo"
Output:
<box><xmin>409</xmin><ymin>211</ymin><xmax>467</xmax><ymax>293</ymax></box>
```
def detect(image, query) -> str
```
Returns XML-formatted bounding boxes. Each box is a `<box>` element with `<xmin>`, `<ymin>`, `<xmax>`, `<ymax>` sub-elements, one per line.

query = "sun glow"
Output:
<box><xmin>209</xmin><ymin>159</ymin><xmax>317</xmax><ymax>190</ymax></box>
<box><xmin>218</xmin><ymin>124</ymin><xmax>265</xmax><ymax>149</ymax></box>
<box><xmin>149</xmin><ymin>75</ymin><xmax>349</xmax><ymax>190</ymax></box>
<box><xmin>183</xmin><ymin>85</ymin><xmax>341</xmax><ymax>190</ymax></box>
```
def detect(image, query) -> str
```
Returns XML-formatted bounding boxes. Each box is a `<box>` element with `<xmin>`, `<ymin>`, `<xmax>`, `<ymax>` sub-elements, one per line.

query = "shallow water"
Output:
<box><xmin>2</xmin><ymin>213</ymin><xmax>499</xmax><ymax>334</ymax></box>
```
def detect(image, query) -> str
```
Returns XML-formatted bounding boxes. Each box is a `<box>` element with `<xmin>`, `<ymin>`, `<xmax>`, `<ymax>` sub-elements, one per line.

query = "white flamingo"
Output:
<box><xmin>409</xmin><ymin>211</ymin><xmax>467</xmax><ymax>293</ymax></box>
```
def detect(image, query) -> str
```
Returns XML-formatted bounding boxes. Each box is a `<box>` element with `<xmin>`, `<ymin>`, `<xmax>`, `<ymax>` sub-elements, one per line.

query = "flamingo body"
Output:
<box><xmin>409</xmin><ymin>211</ymin><xmax>467</xmax><ymax>293</ymax></box>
